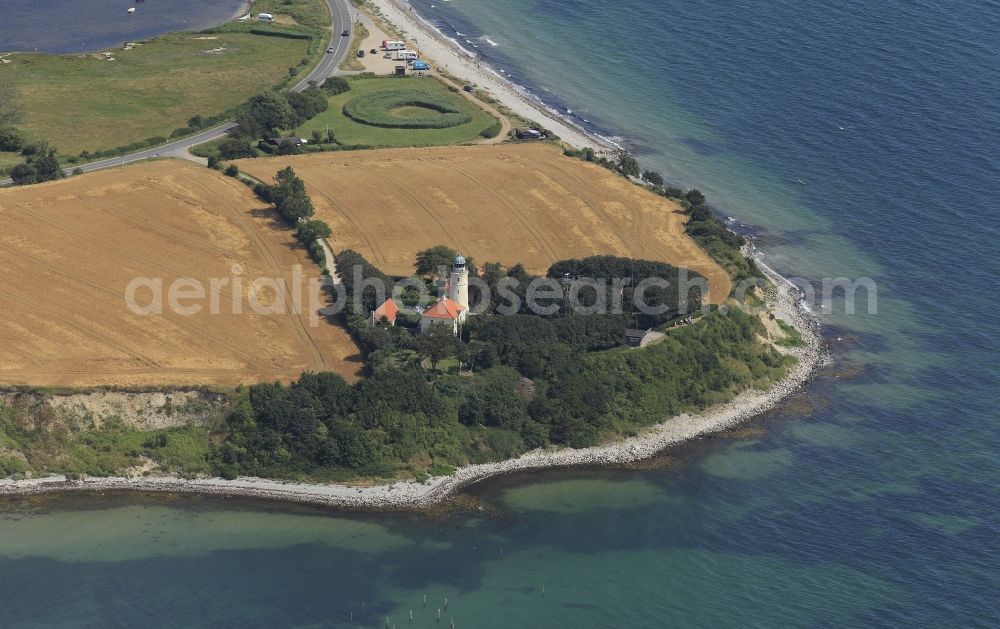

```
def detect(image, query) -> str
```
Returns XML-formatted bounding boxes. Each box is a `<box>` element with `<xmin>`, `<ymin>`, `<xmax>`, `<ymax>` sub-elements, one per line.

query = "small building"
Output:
<box><xmin>625</xmin><ymin>328</ymin><xmax>666</xmax><ymax>348</ymax></box>
<box><xmin>515</xmin><ymin>127</ymin><xmax>543</xmax><ymax>140</ymax></box>
<box><xmin>420</xmin><ymin>297</ymin><xmax>466</xmax><ymax>335</ymax></box>
<box><xmin>370</xmin><ymin>298</ymin><xmax>400</xmax><ymax>326</ymax></box>
<box><xmin>394</xmin><ymin>65</ymin><xmax>407</xmax><ymax>76</ymax></box>
<box><xmin>257</xmin><ymin>13</ymin><xmax>275</xmax><ymax>22</ymax></box>
<box><xmin>265</xmin><ymin>136</ymin><xmax>307</xmax><ymax>147</ymax></box>
<box><xmin>411</xmin><ymin>60</ymin><xmax>430</xmax><ymax>71</ymax></box>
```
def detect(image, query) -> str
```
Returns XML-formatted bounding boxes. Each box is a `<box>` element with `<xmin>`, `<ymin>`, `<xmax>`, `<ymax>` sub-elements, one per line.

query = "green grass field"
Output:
<box><xmin>295</xmin><ymin>77</ymin><xmax>499</xmax><ymax>147</ymax></box>
<box><xmin>0</xmin><ymin>151</ymin><xmax>22</xmax><ymax>175</ymax></box>
<box><xmin>251</xmin><ymin>0</ymin><xmax>332</xmax><ymax>28</ymax></box>
<box><xmin>1</xmin><ymin>0</ymin><xmax>332</xmax><ymax>157</ymax></box>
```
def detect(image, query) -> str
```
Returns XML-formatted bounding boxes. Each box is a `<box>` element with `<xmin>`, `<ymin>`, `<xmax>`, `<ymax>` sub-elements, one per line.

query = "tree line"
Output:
<box><xmin>210</xmin><ymin>246</ymin><xmax>794</xmax><ymax>479</ymax></box>
<box><xmin>251</xmin><ymin>166</ymin><xmax>331</xmax><ymax>264</ymax></box>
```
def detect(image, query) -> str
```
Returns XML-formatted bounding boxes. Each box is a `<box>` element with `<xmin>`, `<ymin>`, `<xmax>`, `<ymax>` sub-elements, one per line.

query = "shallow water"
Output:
<box><xmin>1</xmin><ymin>0</ymin><xmax>246</xmax><ymax>54</ymax></box>
<box><xmin>2</xmin><ymin>0</ymin><xmax>999</xmax><ymax>625</ymax></box>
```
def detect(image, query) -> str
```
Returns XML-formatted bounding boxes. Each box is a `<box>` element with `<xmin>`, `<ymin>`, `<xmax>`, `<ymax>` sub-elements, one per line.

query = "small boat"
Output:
<box><xmin>127</xmin><ymin>7</ymin><xmax>136</xmax><ymax>13</ymax></box>
<box><xmin>798</xmin><ymin>179</ymin><xmax>807</xmax><ymax>186</ymax></box>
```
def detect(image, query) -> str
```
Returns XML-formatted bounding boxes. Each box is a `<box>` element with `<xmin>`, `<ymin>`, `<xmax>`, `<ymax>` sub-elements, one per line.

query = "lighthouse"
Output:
<box><xmin>418</xmin><ymin>254</ymin><xmax>470</xmax><ymax>335</ymax></box>
<box><xmin>448</xmin><ymin>255</ymin><xmax>469</xmax><ymax>312</ymax></box>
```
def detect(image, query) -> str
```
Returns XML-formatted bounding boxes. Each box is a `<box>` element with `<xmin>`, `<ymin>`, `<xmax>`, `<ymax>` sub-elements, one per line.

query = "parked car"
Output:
<box><xmin>463</xmin><ymin>84</ymin><xmax>475</xmax><ymax>92</ymax></box>
<box><xmin>383</xmin><ymin>52</ymin><xmax>392</xmax><ymax>59</ymax></box>
<box><xmin>357</xmin><ymin>49</ymin><xmax>365</xmax><ymax>57</ymax></box>
<box><xmin>370</xmin><ymin>48</ymin><xmax>379</xmax><ymax>54</ymax></box>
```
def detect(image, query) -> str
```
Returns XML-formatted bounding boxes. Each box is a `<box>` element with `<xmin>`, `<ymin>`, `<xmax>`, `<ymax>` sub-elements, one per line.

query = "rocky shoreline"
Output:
<box><xmin>0</xmin><ymin>265</ymin><xmax>823</xmax><ymax>511</ymax></box>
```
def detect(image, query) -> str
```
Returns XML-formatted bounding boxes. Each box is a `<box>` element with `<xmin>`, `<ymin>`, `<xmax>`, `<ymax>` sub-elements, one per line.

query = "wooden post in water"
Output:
<box><xmin>410</xmin><ymin>610</ymin><xmax>413</xmax><ymax>622</ymax></box>
<box><xmin>444</xmin><ymin>598</ymin><xmax>448</xmax><ymax>610</ymax></box>
<box><xmin>437</xmin><ymin>608</ymin><xmax>442</xmax><ymax>622</ymax></box>
<box><xmin>542</xmin><ymin>584</ymin><xmax>545</xmax><ymax>597</ymax></box>
<box><xmin>423</xmin><ymin>594</ymin><xmax>427</xmax><ymax>608</ymax></box>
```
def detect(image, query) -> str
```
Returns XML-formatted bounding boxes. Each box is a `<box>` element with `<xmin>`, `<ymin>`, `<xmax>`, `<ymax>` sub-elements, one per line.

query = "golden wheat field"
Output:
<box><xmin>0</xmin><ymin>160</ymin><xmax>361</xmax><ymax>387</ymax></box>
<box><xmin>235</xmin><ymin>144</ymin><xmax>731</xmax><ymax>301</ymax></box>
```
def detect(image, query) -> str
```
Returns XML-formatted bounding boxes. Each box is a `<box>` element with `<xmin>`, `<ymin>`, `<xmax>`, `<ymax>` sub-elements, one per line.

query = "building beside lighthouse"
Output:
<box><xmin>419</xmin><ymin>255</ymin><xmax>469</xmax><ymax>335</ymax></box>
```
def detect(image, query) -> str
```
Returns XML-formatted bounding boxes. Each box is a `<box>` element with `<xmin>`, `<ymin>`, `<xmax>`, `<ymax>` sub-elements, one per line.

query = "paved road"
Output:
<box><xmin>1</xmin><ymin>0</ymin><xmax>353</xmax><ymax>186</ymax></box>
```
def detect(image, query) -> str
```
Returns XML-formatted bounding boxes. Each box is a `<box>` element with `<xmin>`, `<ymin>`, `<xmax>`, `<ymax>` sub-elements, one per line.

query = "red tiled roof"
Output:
<box><xmin>421</xmin><ymin>297</ymin><xmax>465</xmax><ymax>320</ymax></box>
<box><xmin>372</xmin><ymin>298</ymin><xmax>400</xmax><ymax>322</ymax></box>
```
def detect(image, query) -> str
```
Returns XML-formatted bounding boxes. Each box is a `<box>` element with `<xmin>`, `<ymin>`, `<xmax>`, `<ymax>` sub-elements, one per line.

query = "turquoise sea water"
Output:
<box><xmin>2</xmin><ymin>0</ymin><xmax>999</xmax><ymax>625</ymax></box>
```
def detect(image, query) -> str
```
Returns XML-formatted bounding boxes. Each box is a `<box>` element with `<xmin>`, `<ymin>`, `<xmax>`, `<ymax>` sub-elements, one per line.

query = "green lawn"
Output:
<box><xmin>0</xmin><ymin>151</ymin><xmax>22</xmax><ymax>175</ymax></box>
<box><xmin>3</xmin><ymin>27</ymin><xmax>317</xmax><ymax>156</ymax></box>
<box><xmin>295</xmin><ymin>77</ymin><xmax>499</xmax><ymax>147</ymax></box>
<box><xmin>251</xmin><ymin>0</ymin><xmax>332</xmax><ymax>28</ymax></box>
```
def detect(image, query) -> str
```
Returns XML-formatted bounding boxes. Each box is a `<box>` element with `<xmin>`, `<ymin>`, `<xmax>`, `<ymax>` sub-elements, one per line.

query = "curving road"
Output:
<box><xmin>0</xmin><ymin>0</ymin><xmax>353</xmax><ymax>186</ymax></box>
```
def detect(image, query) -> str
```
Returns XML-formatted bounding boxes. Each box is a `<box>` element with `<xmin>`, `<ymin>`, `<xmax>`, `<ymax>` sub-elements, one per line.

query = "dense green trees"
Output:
<box><xmin>0</xmin><ymin>127</ymin><xmax>24</xmax><ymax>152</ymax></box>
<box><xmin>642</xmin><ymin>169</ymin><xmax>664</xmax><ymax>187</ymax></box>
<box><xmin>320</xmin><ymin>77</ymin><xmax>351</xmax><ymax>95</ymax></box>
<box><xmin>213</xmin><ymin>240</ymin><xmax>792</xmax><ymax>480</ymax></box>
<box><xmin>217</xmin><ymin>137</ymin><xmax>256</xmax><ymax>160</ymax></box>
<box><xmin>10</xmin><ymin>143</ymin><xmax>64</xmax><ymax>185</ymax></box>
<box><xmin>250</xmin><ymin>167</ymin><xmax>333</xmax><ymax>267</ymax></box>
<box><xmin>616</xmin><ymin>150</ymin><xmax>641</xmax><ymax>178</ymax></box>
<box><xmin>415</xmin><ymin>324</ymin><xmax>458</xmax><ymax>369</ymax></box>
<box><xmin>270</xmin><ymin>166</ymin><xmax>315</xmax><ymax>222</ymax></box>
<box><xmin>285</xmin><ymin>87</ymin><xmax>329</xmax><ymax>122</ymax></box>
<box><xmin>236</xmin><ymin>92</ymin><xmax>299</xmax><ymax>138</ymax></box>
<box><xmin>675</xmin><ymin>188</ymin><xmax>760</xmax><ymax>283</ymax></box>
<box><xmin>414</xmin><ymin>245</ymin><xmax>459</xmax><ymax>276</ymax></box>
<box><xmin>232</xmin><ymin>86</ymin><xmax>330</xmax><ymax>140</ymax></box>
<box><xmin>334</xmin><ymin>248</ymin><xmax>395</xmax><ymax>314</ymax></box>
<box><xmin>295</xmin><ymin>219</ymin><xmax>331</xmax><ymax>244</ymax></box>
<box><xmin>212</xmin><ymin>303</ymin><xmax>791</xmax><ymax>479</ymax></box>
<box><xmin>548</xmin><ymin>255</ymin><xmax>704</xmax><ymax>327</ymax></box>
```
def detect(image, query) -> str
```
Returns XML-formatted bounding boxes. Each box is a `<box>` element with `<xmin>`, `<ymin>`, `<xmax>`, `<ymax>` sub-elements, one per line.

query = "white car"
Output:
<box><xmin>327</xmin><ymin>47</ymin><xmax>336</xmax><ymax>53</ymax></box>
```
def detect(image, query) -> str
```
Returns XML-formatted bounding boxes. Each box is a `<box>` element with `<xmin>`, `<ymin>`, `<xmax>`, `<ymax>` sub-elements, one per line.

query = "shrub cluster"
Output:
<box><xmin>479</xmin><ymin>121</ymin><xmax>503</xmax><ymax>139</ymax></box>
<box><xmin>320</xmin><ymin>77</ymin><xmax>351</xmax><ymax>96</ymax></box>
<box><xmin>9</xmin><ymin>142</ymin><xmax>64</xmax><ymax>185</ymax></box>
<box><xmin>676</xmin><ymin>189</ymin><xmax>760</xmax><ymax>284</ymax></box>
<box><xmin>0</xmin><ymin>127</ymin><xmax>24</xmax><ymax>152</ymax></box>
<box><xmin>232</xmin><ymin>87</ymin><xmax>329</xmax><ymax>140</ymax></box>
<box><xmin>342</xmin><ymin>89</ymin><xmax>472</xmax><ymax>129</ymax></box>
<box><xmin>253</xmin><ymin>167</ymin><xmax>332</xmax><ymax>264</ymax></box>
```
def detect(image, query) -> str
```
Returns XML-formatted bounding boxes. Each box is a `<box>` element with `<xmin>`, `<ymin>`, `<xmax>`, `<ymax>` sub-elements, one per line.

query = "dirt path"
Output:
<box><xmin>431</xmin><ymin>73</ymin><xmax>512</xmax><ymax>144</ymax></box>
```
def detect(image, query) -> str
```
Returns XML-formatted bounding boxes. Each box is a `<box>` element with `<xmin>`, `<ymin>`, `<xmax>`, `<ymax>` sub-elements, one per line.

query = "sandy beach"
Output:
<box><xmin>363</xmin><ymin>0</ymin><xmax>613</xmax><ymax>151</ymax></box>
<box><xmin>0</xmin><ymin>264</ymin><xmax>822</xmax><ymax>510</ymax></box>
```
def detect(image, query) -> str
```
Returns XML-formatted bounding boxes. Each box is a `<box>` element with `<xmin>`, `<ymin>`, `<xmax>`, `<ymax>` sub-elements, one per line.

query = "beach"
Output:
<box><xmin>364</xmin><ymin>0</ymin><xmax>613</xmax><ymax>151</ymax></box>
<box><xmin>0</xmin><ymin>266</ymin><xmax>822</xmax><ymax>510</ymax></box>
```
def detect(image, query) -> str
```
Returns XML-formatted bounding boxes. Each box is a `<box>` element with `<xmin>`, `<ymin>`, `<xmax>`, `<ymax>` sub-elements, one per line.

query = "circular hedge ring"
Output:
<box><xmin>342</xmin><ymin>89</ymin><xmax>472</xmax><ymax>129</ymax></box>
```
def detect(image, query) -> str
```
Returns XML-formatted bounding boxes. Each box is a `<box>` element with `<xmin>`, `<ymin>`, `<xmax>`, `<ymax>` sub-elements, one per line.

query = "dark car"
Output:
<box><xmin>341</xmin><ymin>29</ymin><xmax>350</xmax><ymax>36</ymax></box>
<box><xmin>370</xmin><ymin>48</ymin><xmax>379</xmax><ymax>54</ymax></box>
<box><xmin>463</xmin><ymin>84</ymin><xmax>475</xmax><ymax>92</ymax></box>
<box><xmin>357</xmin><ymin>49</ymin><xmax>365</xmax><ymax>57</ymax></box>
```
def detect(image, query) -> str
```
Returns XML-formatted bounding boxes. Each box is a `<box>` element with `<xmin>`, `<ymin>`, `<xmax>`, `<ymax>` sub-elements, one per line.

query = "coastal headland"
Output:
<box><xmin>0</xmin><ymin>0</ymin><xmax>823</xmax><ymax>509</ymax></box>
<box><xmin>0</xmin><ymin>271</ymin><xmax>821</xmax><ymax>510</ymax></box>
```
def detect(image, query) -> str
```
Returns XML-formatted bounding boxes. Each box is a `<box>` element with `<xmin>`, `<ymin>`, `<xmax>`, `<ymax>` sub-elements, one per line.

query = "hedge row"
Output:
<box><xmin>342</xmin><ymin>89</ymin><xmax>472</xmax><ymax>129</ymax></box>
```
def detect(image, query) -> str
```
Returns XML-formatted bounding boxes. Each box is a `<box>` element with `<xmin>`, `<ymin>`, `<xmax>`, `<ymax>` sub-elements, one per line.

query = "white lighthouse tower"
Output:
<box><xmin>448</xmin><ymin>255</ymin><xmax>470</xmax><ymax>314</ymax></box>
